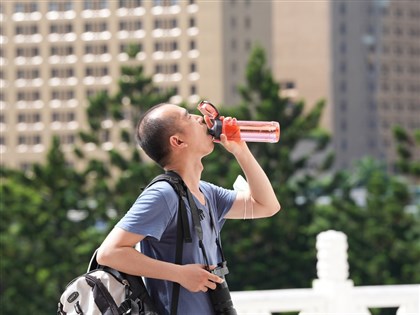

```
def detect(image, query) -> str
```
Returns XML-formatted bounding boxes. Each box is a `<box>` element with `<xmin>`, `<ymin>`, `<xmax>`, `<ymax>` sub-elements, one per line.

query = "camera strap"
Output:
<box><xmin>185</xmin><ymin>188</ymin><xmax>226</xmax><ymax>268</ymax></box>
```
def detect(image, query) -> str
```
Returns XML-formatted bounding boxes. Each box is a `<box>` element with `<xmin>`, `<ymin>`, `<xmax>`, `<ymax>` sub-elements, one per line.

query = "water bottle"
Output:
<box><xmin>197</xmin><ymin>101</ymin><xmax>280</xmax><ymax>143</ymax></box>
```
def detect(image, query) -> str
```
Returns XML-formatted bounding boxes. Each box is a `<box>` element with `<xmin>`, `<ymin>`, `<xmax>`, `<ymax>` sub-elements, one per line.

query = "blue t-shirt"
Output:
<box><xmin>116</xmin><ymin>180</ymin><xmax>237</xmax><ymax>315</ymax></box>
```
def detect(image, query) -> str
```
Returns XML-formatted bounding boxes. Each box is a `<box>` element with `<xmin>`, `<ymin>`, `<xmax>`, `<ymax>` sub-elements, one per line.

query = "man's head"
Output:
<box><xmin>136</xmin><ymin>103</ymin><xmax>180</xmax><ymax>167</ymax></box>
<box><xmin>136</xmin><ymin>103</ymin><xmax>213</xmax><ymax>168</ymax></box>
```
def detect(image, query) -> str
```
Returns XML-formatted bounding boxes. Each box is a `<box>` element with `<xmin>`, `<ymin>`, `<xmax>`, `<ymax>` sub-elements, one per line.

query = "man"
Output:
<box><xmin>97</xmin><ymin>103</ymin><xmax>280</xmax><ymax>314</ymax></box>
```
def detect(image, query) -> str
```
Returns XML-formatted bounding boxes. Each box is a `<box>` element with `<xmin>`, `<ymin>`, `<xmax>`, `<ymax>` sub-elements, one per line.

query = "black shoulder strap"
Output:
<box><xmin>145</xmin><ymin>171</ymin><xmax>192</xmax><ymax>315</ymax></box>
<box><xmin>145</xmin><ymin>172</ymin><xmax>192</xmax><ymax>243</ymax></box>
<box><xmin>85</xmin><ymin>274</ymin><xmax>120</xmax><ymax>315</ymax></box>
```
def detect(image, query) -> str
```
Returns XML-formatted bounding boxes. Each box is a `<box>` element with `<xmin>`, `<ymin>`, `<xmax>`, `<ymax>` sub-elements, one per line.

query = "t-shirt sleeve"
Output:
<box><xmin>200</xmin><ymin>181</ymin><xmax>237</xmax><ymax>223</ymax></box>
<box><xmin>116</xmin><ymin>182</ymin><xmax>178</xmax><ymax>241</ymax></box>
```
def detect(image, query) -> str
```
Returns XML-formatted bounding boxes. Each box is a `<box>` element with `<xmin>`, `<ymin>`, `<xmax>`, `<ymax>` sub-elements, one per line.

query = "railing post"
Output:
<box><xmin>307</xmin><ymin>230</ymin><xmax>371</xmax><ymax>314</ymax></box>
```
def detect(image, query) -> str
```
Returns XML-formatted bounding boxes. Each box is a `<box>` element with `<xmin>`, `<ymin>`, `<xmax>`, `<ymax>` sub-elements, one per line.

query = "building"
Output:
<box><xmin>272</xmin><ymin>0</ymin><xmax>420</xmax><ymax>171</ymax></box>
<box><xmin>2</xmin><ymin>0</ymin><xmax>419</xmax><ymax>173</ymax></box>
<box><xmin>0</xmin><ymin>0</ymin><xmax>271</xmax><ymax>170</ymax></box>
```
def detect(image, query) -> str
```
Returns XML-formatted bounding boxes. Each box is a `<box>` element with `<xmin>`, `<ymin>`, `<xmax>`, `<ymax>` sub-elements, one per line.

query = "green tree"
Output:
<box><xmin>202</xmin><ymin>45</ymin><xmax>332</xmax><ymax>290</ymax></box>
<box><xmin>393</xmin><ymin>125</ymin><xmax>420</xmax><ymax>180</ymax></box>
<box><xmin>76</xmin><ymin>47</ymin><xmax>175</xmax><ymax>221</ymax></box>
<box><xmin>308</xmin><ymin>158</ymin><xmax>420</xmax><ymax>315</ymax></box>
<box><xmin>1</xmin><ymin>138</ymin><xmax>104</xmax><ymax>314</ymax></box>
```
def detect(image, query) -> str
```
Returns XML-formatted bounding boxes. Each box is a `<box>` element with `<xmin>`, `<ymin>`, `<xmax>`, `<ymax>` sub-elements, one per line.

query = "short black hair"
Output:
<box><xmin>136</xmin><ymin>103</ymin><xmax>180</xmax><ymax>168</ymax></box>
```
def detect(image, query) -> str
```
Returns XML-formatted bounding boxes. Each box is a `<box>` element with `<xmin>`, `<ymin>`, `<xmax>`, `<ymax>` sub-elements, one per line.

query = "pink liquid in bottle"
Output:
<box><xmin>223</xmin><ymin>119</ymin><xmax>280</xmax><ymax>143</ymax></box>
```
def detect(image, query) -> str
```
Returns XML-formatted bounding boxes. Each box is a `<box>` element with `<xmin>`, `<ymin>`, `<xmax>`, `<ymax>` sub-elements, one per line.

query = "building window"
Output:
<box><xmin>119</xmin><ymin>20</ymin><xmax>143</xmax><ymax>31</ymax></box>
<box><xmin>84</xmin><ymin>0</ymin><xmax>108</xmax><ymax>10</ymax></box>
<box><xmin>231</xmin><ymin>39</ymin><xmax>237</xmax><ymax>51</ymax></box>
<box><xmin>50</xmin><ymin>23</ymin><xmax>73</xmax><ymax>34</ymax></box>
<box><xmin>17</xmin><ymin>91</ymin><xmax>40</xmax><ymax>101</ymax></box>
<box><xmin>85</xmin><ymin>44</ymin><xmax>108</xmax><ymax>55</ymax></box>
<box><xmin>15</xmin><ymin>24</ymin><xmax>39</xmax><ymax>36</ymax></box>
<box><xmin>340</xmin><ymin>62</ymin><xmax>347</xmax><ymax>73</ymax></box>
<box><xmin>16</xmin><ymin>69</ymin><xmax>40</xmax><ymax>80</ymax></box>
<box><xmin>48</xmin><ymin>1</ymin><xmax>73</xmax><ymax>12</ymax></box>
<box><xmin>155</xmin><ymin>63</ymin><xmax>179</xmax><ymax>74</ymax></box>
<box><xmin>154</xmin><ymin>40</ymin><xmax>178</xmax><ymax>52</ymax></box>
<box><xmin>18</xmin><ymin>134</ymin><xmax>42</xmax><ymax>145</ymax></box>
<box><xmin>340</xmin><ymin>100</ymin><xmax>347</xmax><ymax>112</ymax></box>
<box><xmin>189</xmin><ymin>18</ymin><xmax>196</xmax><ymax>28</ymax></box>
<box><xmin>340</xmin><ymin>23</ymin><xmax>346</xmax><ymax>35</ymax></box>
<box><xmin>14</xmin><ymin>2</ymin><xmax>38</xmax><ymax>13</ymax></box>
<box><xmin>51</xmin><ymin>68</ymin><xmax>74</xmax><ymax>79</ymax></box>
<box><xmin>17</xmin><ymin>112</ymin><xmax>41</xmax><ymax>124</ymax></box>
<box><xmin>245</xmin><ymin>40</ymin><xmax>251</xmax><ymax>51</ymax></box>
<box><xmin>153</xmin><ymin>0</ymin><xmax>178</xmax><ymax>6</ymax></box>
<box><xmin>189</xmin><ymin>40</ymin><xmax>196</xmax><ymax>51</ymax></box>
<box><xmin>59</xmin><ymin>134</ymin><xmax>76</xmax><ymax>145</ymax></box>
<box><xmin>119</xmin><ymin>0</ymin><xmax>143</xmax><ymax>8</ymax></box>
<box><xmin>190</xmin><ymin>63</ymin><xmax>197</xmax><ymax>73</ymax></box>
<box><xmin>340</xmin><ymin>81</ymin><xmax>347</xmax><ymax>93</ymax></box>
<box><xmin>154</xmin><ymin>18</ymin><xmax>177</xmax><ymax>30</ymax></box>
<box><xmin>84</xmin><ymin>22</ymin><xmax>108</xmax><ymax>33</ymax></box>
<box><xmin>50</xmin><ymin>45</ymin><xmax>74</xmax><ymax>56</ymax></box>
<box><xmin>85</xmin><ymin>67</ymin><xmax>109</xmax><ymax>77</ymax></box>
<box><xmin>339</xmin><ymin>2</ymin><xmax>346</xmax><ymax>15</ymax></box>
<box><xmin>190</xmin><ymin>85</ymin><xmax>197</xmax><ymax>95</ymax></box>
<box><xmin>244</xmin><ymin>16</ymin><xmax>251</xmax><ymax>29</ymax></box>
<box><xmin>51</xmin><ymin>89</ymin><xmax>75</xmax><ymax>100</ymax></box>
<box><xmin>16</xmin><ymin>46</ymin><xmax>40</xmax><ymax>57</ymax></box>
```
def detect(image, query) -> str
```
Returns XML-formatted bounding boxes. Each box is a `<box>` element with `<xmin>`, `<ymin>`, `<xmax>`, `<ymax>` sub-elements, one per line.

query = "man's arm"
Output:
<box><xmin>219</xmin><ymin>134</ymin><xmax>281</xmax><ymax>219</ymax></box>
<box><xmin>96</xmin><ymin>227</ymin><xmax>223</xmax><ymax>292</ymax></box>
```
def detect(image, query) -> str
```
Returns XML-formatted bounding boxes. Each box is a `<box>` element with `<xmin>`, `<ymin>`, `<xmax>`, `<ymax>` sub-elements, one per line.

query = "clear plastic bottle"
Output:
<box><xmin>197</xmin><ymin>101</ymin><xmax>280</xmax><ymax>143</ymax></box>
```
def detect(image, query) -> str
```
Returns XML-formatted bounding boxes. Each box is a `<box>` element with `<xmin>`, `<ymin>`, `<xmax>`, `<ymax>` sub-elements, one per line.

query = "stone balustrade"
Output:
<box><xmin>231</xmin><ymin>230</ymin><xmax>420</xmax><ymax>315</ymax></box>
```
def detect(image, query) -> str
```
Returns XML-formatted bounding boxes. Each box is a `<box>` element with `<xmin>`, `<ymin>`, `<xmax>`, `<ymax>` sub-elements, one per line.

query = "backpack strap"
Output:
<box><xmin>122</xmin><ymin>273</ymin><xmax>157</xmax><ymax>315</ymax></box>
<box><xmin>145</xmin><ymin>171</ymin><xmax>192</xmax><ymax>315</ymax></box>
<box><xmin>145</xmin><ymin>172</ymin><xmax>192</xmax><ymax>243</ymax></box>
<box><xmin>87</xmin><ymin>252</ymin><xmax>158</xmax><ymax>315</ymax></box>
<box><xmin>85</xmin><ymin>274</ymin><xmax>120</xmax><ymax>315</ymax></box>
<box><xmin>85</xmin><ymin>172</ymin><xmax>192</xmax><ymax>315</ymax></box>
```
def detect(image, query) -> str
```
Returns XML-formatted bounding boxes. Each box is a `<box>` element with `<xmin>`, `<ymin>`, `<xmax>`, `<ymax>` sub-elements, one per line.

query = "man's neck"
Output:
<box><xmin>165</xmin><ymin>161</ymin><xmax>203</xmax><ymax>191</ymax></box>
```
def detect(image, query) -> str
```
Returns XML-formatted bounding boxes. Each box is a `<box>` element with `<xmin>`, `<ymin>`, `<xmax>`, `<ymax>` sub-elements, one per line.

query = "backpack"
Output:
<box><xmin>57</xmin><ymin>250</ymin><xmax>158</xmax><ymax>315</ymax></box>
<box><xmin>58</xmin><ymin>172</ymin><xmax>191</xmax><ymax>315</ymax></box>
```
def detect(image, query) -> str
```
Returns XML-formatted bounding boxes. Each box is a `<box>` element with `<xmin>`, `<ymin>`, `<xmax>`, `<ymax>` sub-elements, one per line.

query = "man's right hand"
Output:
<box><xmin>177</xmin><ymin>264</ymin><xmax>224</xmax><ymax>292</ymax></box>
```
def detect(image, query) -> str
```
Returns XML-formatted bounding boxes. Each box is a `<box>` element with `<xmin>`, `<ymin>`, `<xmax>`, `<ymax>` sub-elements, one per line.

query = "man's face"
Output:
<box><xmin>155</xmin><ymin>104</ymin><xmax>215</xmax><ymax>155</ymax></box>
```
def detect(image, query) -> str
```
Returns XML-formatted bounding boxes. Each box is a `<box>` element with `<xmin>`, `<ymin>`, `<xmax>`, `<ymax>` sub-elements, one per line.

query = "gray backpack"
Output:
<box><xmin>57</xmin><ymin>250</ymin><xmax>158</xmax><ymax>315</ymax></box>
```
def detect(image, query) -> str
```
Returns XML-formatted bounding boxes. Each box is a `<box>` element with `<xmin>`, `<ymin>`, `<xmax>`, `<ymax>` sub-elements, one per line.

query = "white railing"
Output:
<box><xmin>231</xmin><ymin>230</ymin><xmax>420</xmax><ymax>315</ymax></box>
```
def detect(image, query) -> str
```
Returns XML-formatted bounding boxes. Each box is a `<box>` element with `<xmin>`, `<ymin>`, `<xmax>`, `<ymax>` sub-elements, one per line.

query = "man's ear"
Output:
<box><xmin>169</xmin><ymin>135</ymin><xmax>187</xmax><ymax>148</ymax></box>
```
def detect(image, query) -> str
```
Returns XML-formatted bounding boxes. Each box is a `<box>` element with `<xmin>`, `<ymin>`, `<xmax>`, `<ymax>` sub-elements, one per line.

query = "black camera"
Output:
<box><xmin>208</xmin><ymin>261</ymin><xmax>237</xmax><ymax>315</ymax></box>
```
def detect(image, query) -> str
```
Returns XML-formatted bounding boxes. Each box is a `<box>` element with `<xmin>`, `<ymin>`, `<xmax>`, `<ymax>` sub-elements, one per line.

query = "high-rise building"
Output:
<box><xmin>273</xmin><ymin>0</ymin><xmax>420</xmax><ymax>171</ymax></box>
<box><xmin>3</xmin><ymin>0</ymin><xmax>419</xmax><ymax>173</ymax></box>
<box><xmin>0</xmin><ymin>0</ymin><xmax>271</xmax><ymax>170</ymax></box>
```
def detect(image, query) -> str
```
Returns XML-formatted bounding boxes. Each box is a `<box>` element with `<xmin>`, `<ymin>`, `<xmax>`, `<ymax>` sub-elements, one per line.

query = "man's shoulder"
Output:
<box><xmin>146</xmin><ymin>178</ymin><xmax>179</xmax><ymax>192</ymax></box>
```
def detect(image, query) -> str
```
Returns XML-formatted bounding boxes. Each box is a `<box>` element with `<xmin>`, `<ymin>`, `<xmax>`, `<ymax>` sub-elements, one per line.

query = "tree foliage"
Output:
<box><xmin>393</xmin><ymin>125</ymin><xmax>420</xmax><ymax>180</ymax></box>
<box><xmin>75</xmin><ymin>49</ymin><xmax>174</xmax><ymax>221</ymax></box>
<box><xmin>1</xmin><ymin>137</ymin><xmax>105</xmax><ymax>314</ymax></box>
<box><xmin>309</xmin><ymin>158</ymin><xmax>420</xmax><ymax>288</ymax></box>
<box><xmin>202</xmin><ymin>46</ymin><xmax>333</xmax><ymax>289</ymax></box>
